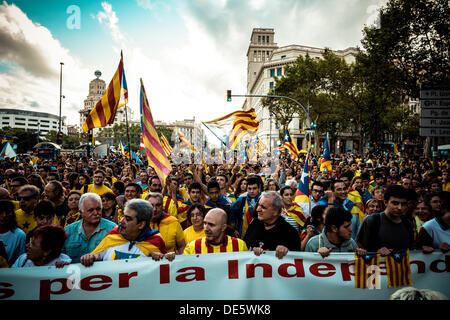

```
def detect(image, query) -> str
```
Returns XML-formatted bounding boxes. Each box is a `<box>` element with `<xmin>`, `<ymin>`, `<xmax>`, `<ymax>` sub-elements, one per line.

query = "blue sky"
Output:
<box><xmin>0</xmin><ymin>0</ymin><xmax>386</xmax><ymax>140</ymax></box>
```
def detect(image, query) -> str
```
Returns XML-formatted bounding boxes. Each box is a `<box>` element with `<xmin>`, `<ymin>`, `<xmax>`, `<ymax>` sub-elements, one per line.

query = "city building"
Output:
<box><xmin>155</xmin><ymin>117</ymin><xmax>206</xmax><ymax>150</ymax></box>
<box><xmin>79</xmin><ymin>70</ymin><xmax>134</xmax><ymax>136</ymax></box>
<box><xmin>0</xmin><ymin>108</ymin><xmax>67</xmax><ymax>140</ymax></box>
<box><xmin>243</xmin><ymin>28</ymin><xmax>359</xmax><ymax>152</ymax></box>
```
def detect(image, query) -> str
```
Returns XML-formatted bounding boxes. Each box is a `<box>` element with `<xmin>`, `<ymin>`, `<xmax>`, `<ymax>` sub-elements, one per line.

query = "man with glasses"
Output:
<box><xmin>146</xmin><ymin>192</ymin><xmax>185</xmax><ymax>255</ymax></box>
<box><xmin>83</xmin><ymin>170</ymin><xmax>113</xmax><ymax>196</ymax></box>
<box><xmin>298</xmin><ymin>181</ymin><xmax>325</xmax><ymax>218</ymax></box>
<box><xmin>15</xmin><ymin>185</ymin><xmax>41</xmax><ymax>234</ymax></box>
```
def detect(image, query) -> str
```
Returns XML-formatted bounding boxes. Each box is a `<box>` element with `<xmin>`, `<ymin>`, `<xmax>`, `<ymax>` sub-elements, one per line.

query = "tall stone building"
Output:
<box><xmin>243</xmin><ymin>28</ymin><xmax>358</xmax><ymax>152</ymax></box>
<box><xmin>79</xmin><ymin>71</ymin><xmax>134</xmax><ymax>135</ymax></box>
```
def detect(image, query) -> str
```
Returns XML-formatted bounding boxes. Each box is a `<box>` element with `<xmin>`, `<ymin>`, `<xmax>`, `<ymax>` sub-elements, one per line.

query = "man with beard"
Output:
<box><xmin>80</xmin><ymin>198</ymin><xmax>168</xmax><ymax>266</ymax></box>
<box><xmin>184</xmin><ymin>208</ymin><xmax>247</xmax><ymax>254</ymax></box>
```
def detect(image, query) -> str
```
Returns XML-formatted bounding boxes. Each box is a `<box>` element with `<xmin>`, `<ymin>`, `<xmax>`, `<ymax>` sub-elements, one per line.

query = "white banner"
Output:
<box><xmin>0</xmin><ymin>252</ymin><xmax>449</xmax><ymax>300</ymax></box>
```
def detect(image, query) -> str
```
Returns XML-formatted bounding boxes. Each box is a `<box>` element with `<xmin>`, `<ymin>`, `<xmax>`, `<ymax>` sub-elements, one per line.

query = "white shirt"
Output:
<box><xmin>11</xmin><ymin>253</ymin><xmax>72</xmax><ymax>268</ymax></box>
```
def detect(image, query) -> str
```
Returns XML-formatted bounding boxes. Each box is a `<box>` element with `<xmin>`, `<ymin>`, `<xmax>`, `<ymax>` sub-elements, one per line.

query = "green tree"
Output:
<box><xmin>361</xmin><ymin>0</ymin><xmax>449</xmax><ymax>98</ymax></box>
<box><xmin>0</xmin><ymin>127</ymin><xmax>40</xmax><ymax>153</ymax></box>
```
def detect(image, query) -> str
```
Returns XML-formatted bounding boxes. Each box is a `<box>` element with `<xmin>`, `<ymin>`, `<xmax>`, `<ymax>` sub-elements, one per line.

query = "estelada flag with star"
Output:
<box><xmin>385</xmin><ymin>249</ymin><xmax>413</xmax><ymax>288</ymax></box>
<box><xmin>354</xmin><ymin>253</ymin><xmax>380</xmax><ymax>289</ymax></box>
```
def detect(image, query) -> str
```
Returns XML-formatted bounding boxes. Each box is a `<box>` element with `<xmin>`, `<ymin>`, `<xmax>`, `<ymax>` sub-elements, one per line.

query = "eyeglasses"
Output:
<box><xmin>18</xmin><ymin>195</ymin><xmax>36</xmax><ymax>201</ymax></box>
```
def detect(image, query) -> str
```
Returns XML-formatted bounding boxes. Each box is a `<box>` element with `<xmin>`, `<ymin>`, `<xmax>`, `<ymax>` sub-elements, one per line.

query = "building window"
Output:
<box><xmin>16</xmin><ymin>117</ymin><xmax>26</xmax><ymax>121</ymax></box>
<box><xmin>2</xmin><ymin>117</ymin><xmax>9</xmax><ymax>119</ymax></box>
<box><xmin>15</xmin><ymin>122</ymin><xmax>25</xmax><ymax>126</ymax></box>
<box><xmin>269</xmin><ymin>82</ymin><xmax>274</xmax><ymax>89</ymax></box>
<box><xmin>270</xmin><ymin>69</ymin><xmax>275</xmax><ymax>77</ymax></box>
<box><xmin>281</xmin><ymin>55</ymin><xmax>286</xmax><ymax>60</ymax></box>
<box><xmin>277</xmin><ymin>68</ymin><xmax>282</xmax><ymax>76</ymax></box>
<box><xmin>2</xmin><ymin>122</ymin><xmax>9</xmax><ymax>125</ymax></box>
<box><xmin>258</xmin><ymin>35</ymin><xmax>261</xmax><ymax>43</ymax></box>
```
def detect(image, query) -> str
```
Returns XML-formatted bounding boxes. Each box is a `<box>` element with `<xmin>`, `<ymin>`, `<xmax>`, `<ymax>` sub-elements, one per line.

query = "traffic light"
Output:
<box><xmin>56</xmin><ymin>131</ymin><xmax>63</xmax><ymax>145</ymax></box>
<box><xmin>311</xmin><ymin>122</ymin><xmax>317</xmax><ymax>128</ymax></box>
<box><xmin>227</xmin><ymin>90</ymin><xmax>232</xmax><ymax>102</ymax></box>
<box><xmin>88</xmin><ymin>131</ymin><xmax>93</xmax><ymax>146</ymax></box>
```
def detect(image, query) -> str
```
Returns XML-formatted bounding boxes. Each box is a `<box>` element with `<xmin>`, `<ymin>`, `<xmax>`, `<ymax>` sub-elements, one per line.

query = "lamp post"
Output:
<box><xmin>58</xmin><ymin>62</ymin><xmax>64</xmax><ymax>135</ymax></box>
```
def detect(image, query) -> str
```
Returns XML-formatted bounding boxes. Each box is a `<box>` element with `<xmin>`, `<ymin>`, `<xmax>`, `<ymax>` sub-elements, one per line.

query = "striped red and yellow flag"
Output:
<box><xmin>140</xmin><ymin>78</ymin><xmax>172</xmax><ymax>183</ymax></box>
<box><xmin>203</xmin><ymin>108</ymin><xmax>259</xmax><ymax>150</ymax></box>
<box><xmin>82</xmin><ymin>51</ymin><xmax>128</xmax><ymax>132</ymax></box>
<box><xmin>178</xmin><ymin>131</ymin><xmax>195</xmax><ymax>152</ymax></box>
<box><xmin>385</xmin><ymin>250</ymin><xmax>413</xmax><ymax>288</ymax></box>
<box><xmin>160</xmin><ymin>133</ymin><xmax>173</xmax><ymax>156</ymax></box>
<box><xmin>354</xmin><ymin>253</ymin><xmax>381</xmax><ymax>289</ymax></box>
<box><xmin>283</xmin><ymin>128</ymin><xmax>300</xmax><ymax>161</ymax></box>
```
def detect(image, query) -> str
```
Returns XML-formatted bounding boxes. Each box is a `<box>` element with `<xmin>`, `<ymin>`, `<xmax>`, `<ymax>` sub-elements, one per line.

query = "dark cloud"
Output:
<box><xmin>0</xmin><ymin>4</ymin><xmax>58</xmax><ymax>78</ymax></box>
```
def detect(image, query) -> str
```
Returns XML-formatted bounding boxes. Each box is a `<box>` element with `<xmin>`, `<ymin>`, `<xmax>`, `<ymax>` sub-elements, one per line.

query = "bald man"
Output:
<box><xmin>183</xmin><ymin>208</ymin><xmax>248</xmax><ymax>254</ymax></box>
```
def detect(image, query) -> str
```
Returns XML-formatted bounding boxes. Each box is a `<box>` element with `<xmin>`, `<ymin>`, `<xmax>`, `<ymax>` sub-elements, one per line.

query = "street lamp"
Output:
<box><xmin>59</xmin><ymin>62</ymin><xmax>64</xmax><ymax>135</ymax></box>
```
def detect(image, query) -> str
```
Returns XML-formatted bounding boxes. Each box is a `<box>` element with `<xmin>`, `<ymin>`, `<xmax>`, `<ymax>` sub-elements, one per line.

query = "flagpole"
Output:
<box><xmin>124</xmin><ymin>104</ymin><xmax>131</xmax><ymax>160</ymax></box>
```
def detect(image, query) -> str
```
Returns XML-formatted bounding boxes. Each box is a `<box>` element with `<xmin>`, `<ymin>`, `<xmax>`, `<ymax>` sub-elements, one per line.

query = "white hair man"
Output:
<box><xmin>62</xmin><ymin>193</ymin><xmax>117</xmax><ymax>263</ymax></box>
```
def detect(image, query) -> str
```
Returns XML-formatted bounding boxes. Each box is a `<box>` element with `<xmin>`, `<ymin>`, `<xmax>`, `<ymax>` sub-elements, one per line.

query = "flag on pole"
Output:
<box><xmin>160</xmin><ymin>133</ymin><xmax>173</xmax><ymax>156</ymax></box>
<box><xmin>178</xmin><ymin>131</ymin><xmax>194</xmax><ymax>152</ymax></box>
<box><xmin>385</xmin><ymin>250</ymin><xmax>413</xmax><ymax>288</ymax></box>
<box><xmin>393</xmin><ymin>143</ymin><xmax>399</xmax><ymax>155</ymax></box>
<box><xmin>320</xmin><ymin>132</ymin><xmax>332</xmax><ymax>175</ymax></box>
<box><xmin>294</xmin><ymin>150</ymin><xmax>310</xmax><ymax>203</ymax></box>
<box><xmin>119</xmin><ymin>139</ymin><xmax>129</xmax><ymax>157</ymax></box>
<box><xmin>354</xmin><ymin>253</ymin><xmax>381</xmax><ymax>289</ymax></box>
<box><xmin>283</xmin><ymin>128</ymin><xmax>300</xmax><ymax>161</ymax></box>
<box><xmin>1</xmin><ymin>142</ymin><xmax>17</xmax><ymax>158</ymax></box>
<box><xmin>82</xmin><ymin>51</ymin><xmax>128</xmax><ymax>132</ymax></box>
<box><xmin>140</xmin><ymin>78</ymin><xmax>172</xmax><ymax>183</ymax></box>
<box><xmin>203</xmin><ymin>108</ymin><xmax>259</xmax><ymax>150</ymax></box>
<box><xmin>138</xmin><ymin>136</ymin><xmax>146</xmax><ymax>155</ymax></box>
<box><xmin>131</xmin><ymin>151</ymin><xmax>143</xmax><ymax>165</ymax></box>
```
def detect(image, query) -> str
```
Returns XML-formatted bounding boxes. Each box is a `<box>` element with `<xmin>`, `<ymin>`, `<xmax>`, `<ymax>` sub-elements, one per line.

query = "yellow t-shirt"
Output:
<box><xmin>15</xmin><ymin>209</ymin><xmax>37</xmax><ymax>234</ymax></box>
<box><xmin>183</xmin><ymin>236</ymin><xmax>248</xmax><ymax>254</ymax></box>
<box><xmin>183</xmin><ymin>225</ymin><xmax>205</xmax><ymax>245</ymax></box>
<box><xmin>15</xmin><ymin>209</ymin><xmax>59</xmax><ymax>234</ymax></box>
<box><xmin>150</xmin><ymin>215</ymin><xmax>184</xmax><ymax>253</ymax></box>
<box><xmin>86</xmin><ymin>184</ymin><xmax>113</xmax><ymax>196</ymax></box>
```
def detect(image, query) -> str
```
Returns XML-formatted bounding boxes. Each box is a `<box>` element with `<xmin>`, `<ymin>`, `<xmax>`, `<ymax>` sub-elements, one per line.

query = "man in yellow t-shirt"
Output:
<box><xmin>184</xmin><ymin>208</ymin><xmax>248</xmax><ymax>254</ymax></box>
<box><xmin>15</xmin><ymin>185</ymin><xmax>41</xmax><ymax>234</ymax></box>
<box><xmin>84</xmin><ymin>170</ymin><xmax>113</xmax><ymax>196</ymax></box>
<box><xmin>146</xmin><ymin>192</ymin><xmax>185</xmax><ymax>254</ymax></box>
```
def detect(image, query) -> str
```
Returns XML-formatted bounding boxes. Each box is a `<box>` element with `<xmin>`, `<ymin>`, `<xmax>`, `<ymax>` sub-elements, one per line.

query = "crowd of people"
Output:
<box><xmin>0</xmin><ymin>150</ymin><xmax>448</xmax><ymax>272</ymax></box>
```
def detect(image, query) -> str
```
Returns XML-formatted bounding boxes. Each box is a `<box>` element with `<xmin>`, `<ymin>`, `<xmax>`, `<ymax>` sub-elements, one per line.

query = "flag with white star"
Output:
<box><xmin>385</xmin><ymin>250</ymin><xmax>413</xmax><ymax>288</ymax></box>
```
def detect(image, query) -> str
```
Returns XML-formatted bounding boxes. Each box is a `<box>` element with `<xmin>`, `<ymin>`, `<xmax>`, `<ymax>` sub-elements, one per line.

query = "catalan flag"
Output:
<box><xmin>203</xmin><ymin>108</ymin><xmax>259</xmax><ymax>150</ymax></box>
<box><xmin>82</xmin><ymin>51</ymin><xmax>128</xmax><ymax>132</ymax></box>
<box><xmin>385</xmin><ymin>250</ymin><xmax>413</xmax><ymax>288</ymax></box>
<box><xmin>140</xmin><ymin>78</ymin><xmax>172</xmax><ymax>183</ymax></box>
<box><xmin>90</xmin><ymin>226</ymin><xmax>166</xmax><ymax>258</ymax></box>
<box><xmin>393</xmin><ymin>143</ymin><xmax>399</xmax><ymax>155</ymax></box>
<box><xmin>294</xmin><ymin>151</ymin><xmax>310</xmax><ymax>203</ymax></box>
<box><xmin>119</xmin><ymin>139</ymin><xmax>129</xmax><ymax>157</ymax></box>
<box><xmin>283</xmin><ymin>128</ymin><xmax>300</xmax><ymax>161</ymax></box>
<box><xmin>354</xmin><ymin>253</ymin><xmax>381</xmax><ymax>289</ymax></box>
<box><xmin>178</xmin><ymin>131</ymin><xmax>195</xmax><ymax>152</ymax></box>
<box><xmin>320</xmin><ymin>132</ymin><xmax>332</xmax><ymax>175</ymax></box>
<box><xmin>160</xmin><ymin>133</ymin><xmax>173</xmax><ymax>156</ymax></box>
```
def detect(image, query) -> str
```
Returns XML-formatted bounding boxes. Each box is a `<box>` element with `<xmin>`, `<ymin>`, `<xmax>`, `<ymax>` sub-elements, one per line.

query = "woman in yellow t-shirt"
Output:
<box><xmin>183</xmin><ymin>203</ymin><xmax>206</xmax><ymax>245</ymax></box>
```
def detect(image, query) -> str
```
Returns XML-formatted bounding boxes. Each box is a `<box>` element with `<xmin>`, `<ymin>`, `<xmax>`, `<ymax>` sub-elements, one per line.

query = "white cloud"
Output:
<box><xmin>96</xmin><ymin>1</ymin><xmax>125</xmax><ymax>44</ymax></box>
<box><xmin>0</xmin><ymin>2</ymin><xmax>91</xmax><ymax>126</ymax></box>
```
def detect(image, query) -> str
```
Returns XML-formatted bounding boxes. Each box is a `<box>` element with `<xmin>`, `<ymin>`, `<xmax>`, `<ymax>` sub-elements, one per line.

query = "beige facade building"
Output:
<box><xmin>156</xmin><ymin>117</ymin><xmax>205</xmax><ymax>150</ymax></box>
<box><xmin>79</xmin><ymin>71</ymin><xmax>134</xmax><ymax>136</ymax></box>
<box><xmin>243</xmin><ymin>28</ymin><xmax>358</xmax><ymax>151</ymax></box>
